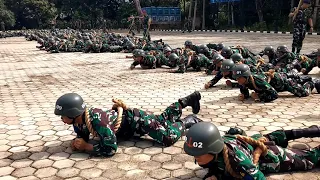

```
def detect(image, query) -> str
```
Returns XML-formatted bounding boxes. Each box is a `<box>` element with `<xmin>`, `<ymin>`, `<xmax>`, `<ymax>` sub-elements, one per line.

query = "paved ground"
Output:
<box><xmin>0</xmin><ymin>31</ymin><xmax>320</xmax><ymax>180</ymax></box>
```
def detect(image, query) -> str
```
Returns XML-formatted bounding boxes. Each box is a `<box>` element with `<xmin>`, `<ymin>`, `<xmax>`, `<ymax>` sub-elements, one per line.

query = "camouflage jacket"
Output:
<box><xmin>73</xmin><ymin>107</ymin><xmax>118</xmax><ymax>156</ymax></box>
<box><xmin>293</xmin><ymin>7</ymin><xmax>313</xmax><ymax>25</ymax></box>
<box><xmin>131</xmin><ymin>55</ymin><xmax>157</xmax><ymax>69</ymax></box>
<box><xmin>240</xmin><ymin>74</ymin><xmax>278</xmax><ymax>102</ymax></box>
<box><xmin>298</xmin><ymin>55</ymin><xmax>318</xmax><ymax>74</ymax></box>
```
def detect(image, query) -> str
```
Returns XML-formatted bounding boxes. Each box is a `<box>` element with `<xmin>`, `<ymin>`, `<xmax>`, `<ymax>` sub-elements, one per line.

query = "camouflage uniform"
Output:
<box><xmin>267</xmin><ymin>71</ymin><xmax>313</xmax><ymax>97</ymax></box>
<box><xmin>274</xmin><ymin>52</ymin><xmax>297</xmax><ymax>73</ymax></box>
<box><xmin>296</xmin><ymin>55</ymin><xmax>319</xmax><ymax>75</ymax></box>
<box><xmin>73</xmin><ymin>102</ymin><xmax>185</xmax><ymax>156</ymax></box>
<box><xmin>239</xmin><ymin>74</ymin><xmax>278</xmax><ymax>102</ymax></box>
<box><xmin>292</xmin><ymin>6</ymin><xmax>313</xmax><ymax>54</ymax></box>
<box><xmin>188</xmin><ymin>54</ymin><xmax>212</xmax><ymax>71</ymax></box>
<box><xmin>131</xmin><ymin>55</ymin><xmax>157</xmax><ymax>69</ymax></box>
<box><xmin>202</xmin><ymin>131</ymin><xmax>320</xmax><ymax>179</ymax></box>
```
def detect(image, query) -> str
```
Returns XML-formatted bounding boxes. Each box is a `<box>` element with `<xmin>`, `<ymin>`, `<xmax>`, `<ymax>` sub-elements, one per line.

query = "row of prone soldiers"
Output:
<box><xmin>27</xmin><ymin>29</ymin><xmax>167</xmax><ymax>53</ymax></box>
<box><xmin>129</xmin><ymin>40</ymin><xmax>320</xmax><ymax>102</ymax></box>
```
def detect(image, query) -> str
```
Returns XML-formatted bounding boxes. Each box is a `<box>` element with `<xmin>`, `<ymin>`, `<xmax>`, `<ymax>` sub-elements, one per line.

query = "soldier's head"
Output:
<box><xmin>276</xmin><ymin>45</ymin><xmax>289</xmax><ymax>58</ymax></box>
<box><xmin>221</xmin><ymin>47</ymin><xmax>233</xmax><ymax>59</ymax></box>
<box><xmin>133</xmin><ymin>49</ymin><xmax>145</xmax><ymax>61</ymax></box>
<box><xmin>163</xmin><ymin>46</ymin><xmax>172</xmax><ymax>56</ymax></box>
<box><xmin>232</xmin><ymin>64</ymin><xmax>252</xmax><ymax>85</ymax></box>
<box><xmin>220</xmin><ymin>59</ymin><xmax>235</xmax><ymax>77</ymax></box>
<box><xmin>168</xmin><ymin>53</ymin><xmax>180</xmax><ymax>66</ymax></box>
<box><xmin>217</xmin><ymin>43</ymin><xmax>224</xmax><ymax>51</ymax></box>
<box><xmin>302</xmin><ymin>0</ymin><xmax>311</xmax><ymax>9</ymax></box>
<box><xmin>184</xmin><ymin>122</ymin><xmax>224</xmax><ymax>166</ymax></box>
<box><xmin>184</xmin><ymin>40</ymin><xmax>193</xmax><ymax>49</ymax></box>
<box><xmin>199</xmin><ymin>44</ymin><xmax>209</xmax><ymax>55</ymax></box>
<box><xmin>54</xmin><ymin>93</ymin><xmax>86</xmax><ymax>125</ymax></box>
<box><xmin>230</xmin><ymin>53</ymin><xmax>243</xmax><ymax>64</ymax></box>
<box><xmin>263</xmin><ymin>46</ymin><xmax>275</xmax><ymax>56</ymax></box>
<box><xmin>212</xmin><ymin>54</ymin><xmax>225</xmax><ymax>68</ymax></box>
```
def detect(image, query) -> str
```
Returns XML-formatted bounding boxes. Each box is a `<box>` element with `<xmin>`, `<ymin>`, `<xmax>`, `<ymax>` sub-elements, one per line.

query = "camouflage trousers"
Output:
<box><xmin>285</xmin><ymin>78</ymin><xmax>313</xmax><ymax>97</ymax></box>
<box><xmin>143</xmin><ymin>26</ymin><xmax>151</xmax><ymax>41</ymax></box>
<box><xmin>252</xmin><ymin>130</ymin><xmax>320</xmax><ymax>173</ymax></box>
<box><xmin>292</xmin><ymin>23</ymin><xmax>307</xmax><ymax>53</ymax></box>
<box><xmin>118</xmin><ymin>102</ymin><xmax>184</xmax><ymax>146</ymax></box>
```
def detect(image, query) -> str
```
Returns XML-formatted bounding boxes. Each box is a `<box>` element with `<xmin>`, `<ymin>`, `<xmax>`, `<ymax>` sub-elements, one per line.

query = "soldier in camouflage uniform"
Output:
<box><xmin>54</xmin><ymin>92</ymin><xmax>202</xmax><ymax>156</ymax></box>
<box><xmin>130</xmin><ymin>49</ymin><xmax>157</xmax><ymax>69</ymax></box>
<box><xmin>259</xmin><ymin>46</ymin><xmax>277</xmax><ymax>64</ymax></box>
<box><xmin>294</xmin><ymin>50</ymin><xmax>320</xmax><ymax>74</ymax></box>
<box><xmin>289</xmin><ymin>0</ymin><xmax>314</xmax><ymax>54</ymax></box>
<box><xmin>273</xmin><ymin>45</ymin><xmax>298</xmax><ymax>72</ymax></box>
<box><xmin>233</xmin><ymin>64</ymin><xmax>278</xmax><ymax>102</ymax></box>
<box><xmin>184</xmin><ymin>122</ymin><xmax>320</xmax><ymax>180</ymax></box>
<box><xmin>205</xmin><ymin>59</ymin><xmax>240</xmax><ymax>89</ymax></box>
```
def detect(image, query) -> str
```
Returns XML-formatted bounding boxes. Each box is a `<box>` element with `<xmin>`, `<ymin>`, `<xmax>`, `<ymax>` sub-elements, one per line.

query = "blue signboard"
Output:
<box><xmin>142</xmin><ymin>7</ymin><xmax>181</xmax><ymax>23</ymax></box>
<box><xmin>210</xmin><ymin>0</ymin><xmax>240</xmax><ymax>3</ymax></box>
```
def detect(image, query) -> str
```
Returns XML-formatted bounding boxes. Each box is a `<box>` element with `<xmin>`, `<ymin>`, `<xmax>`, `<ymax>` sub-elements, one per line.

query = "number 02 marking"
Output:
<box><xmin>193</xmin><ymin>142</ymin><xmax>203</xmax><ymax>148</ymax></box>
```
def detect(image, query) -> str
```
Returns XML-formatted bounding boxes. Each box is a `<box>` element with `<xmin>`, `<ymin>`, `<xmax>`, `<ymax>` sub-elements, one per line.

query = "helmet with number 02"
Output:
<box><xmin>54</xmin><ymin>93</ymin><xmax>86</xmax><ymax>118</ymax></box>
<box><xmin>220</xmin><ymin>59</ymin><xmax>235</xmax><ymax>72</ymax></box>
<box><xmin>232</xmin><ymin>64</ymin><xmax>251</xmax><ymax>79</ymax></box>
<box><xmin>184</xmin><ymin>122</ymin><xmax>224</xmax><ymax>156</ymax></box>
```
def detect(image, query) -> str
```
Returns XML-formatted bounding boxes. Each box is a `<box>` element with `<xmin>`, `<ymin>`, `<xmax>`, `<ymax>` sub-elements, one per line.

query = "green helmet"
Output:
<box><xmin>185</xmin><ymin>40</ymin><xmax>192</xmax><ymax>46</ymax></box>
<box><xmin>217</xmin><ymin>43</ymin><xmax>224</xmax><ymax>51</ymax></box>
<box><xmin>221</xmin><ymin>47</ymin><xmax>233</xmax><ymax>58</ymax></box>
<box><xmin>54</xmin><ymin>93</ymin><xmax>86</xmax><ymax>118</ymax></box>
<box><xmin>212</xmin><ymin>54</ymin><xmax>225</xmax><ymax>64</ymax></box>
<box><xmin>199</xmin><ymin>44</ymin><xmax>209</xmax><ymax>54</ymax></box>
<box><xmin>232</xmin><ymin>64</ymin><xmax>251</xmax><ymax>79</ymax></box>
<box><xmin>220</xmin><ymin>59</ymin><xmax>235</xmax><ymax>72</ymax></box>
<box><xmin>133</xmin><ymin>49</ymin><xmax>145</xmax><ymax>57</ymax></box>
<box><xmin>184</xmin><ymin>122</ymin><xmax>224</xmax><ymax>156</ymax></box>
<box><xmin>276</xmin><ymin>45</ymin><xmax>289</xmax><ymax>53</ymax></box>
<box><xmin>263</xmin><ymin>46</ymin><xmax>275</xmax><ymax>55</ymax></box>
<box><xmin>230</xmin><ymin>53</ymin><xmax>243</xmax><ymax>63</ymax></box>
<box><xmin>163</xmin><ymin>46</ymin><xmax>172</xmax><ymax>54</ymax></box>
<box><xmin>168</xmin><ymin>53</ymin><xmax>179</xmax><ymax>62</ymax></box>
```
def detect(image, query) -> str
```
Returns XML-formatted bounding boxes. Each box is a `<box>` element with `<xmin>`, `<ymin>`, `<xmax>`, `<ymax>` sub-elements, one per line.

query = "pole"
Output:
<box><xmin>202</xmin><ymin>0</ymin><xmax>206</xmax><ymax>29</ymax></box>
<box><xmin>192</xmin><ymin>0</ymin><xmax>198</xmax><ymax>30</ymax></box>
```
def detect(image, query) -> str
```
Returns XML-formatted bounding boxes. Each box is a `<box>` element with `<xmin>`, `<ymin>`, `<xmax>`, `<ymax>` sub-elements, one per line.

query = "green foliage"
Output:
<box><xmin>0</xmin><ymin>0</ymin><xmax>15</xmax><ymax>28</ymax></box>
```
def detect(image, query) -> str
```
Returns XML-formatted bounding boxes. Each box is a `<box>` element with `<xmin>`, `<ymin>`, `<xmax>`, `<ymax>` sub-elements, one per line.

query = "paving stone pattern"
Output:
<box><xmin>0</xmin><ymin>31</ymin><xmax>320</xmax><ymax>179</ymax></box>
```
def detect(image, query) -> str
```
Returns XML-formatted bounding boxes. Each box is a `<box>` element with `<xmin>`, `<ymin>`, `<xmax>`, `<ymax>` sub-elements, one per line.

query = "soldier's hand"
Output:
<box><xmin>74</xmin><ymin>138</ymin><xmax>87</xmax><ymax>151</ymax></box>
<box><xmin>204</xmin><ymin>82</ymin><xmax>211</xmax><ymax>89</ymax></box>
<box><xmin>310</xmin><ymin>27</ymin><xmax>313</xmax><ymax>33</ymax></box>
<box><xmin>226</xmin><ymin>80</ymin><xmax>232</xmax><ymax>87</ymax></box>
<box><xmin>301</xmin><ymin>68</ymin><xmax>306</xmax><ymax>73</ymax></box>
<box><xmin>251</xmin><ymin>92</ymin><xmax>260</xmax><ymax>102</ymax></box>
<box><xmin>205</xmin><ymin>176</ymin><xmax>218</xmax><ymax>180</ymax></box>
<box><xmin>130</xmin><ymin>65</ymin><xmax>135</xmax><ymax>70</ymax></box>
<box><xmin>70</xmin><ymin>140</ymin><xmax>77</xmax><ymax>151</ymax></box>
<box><xmin>238</xmin><ymin>94</ymin><xmax>245</xmax><ymax>101</ymax></box>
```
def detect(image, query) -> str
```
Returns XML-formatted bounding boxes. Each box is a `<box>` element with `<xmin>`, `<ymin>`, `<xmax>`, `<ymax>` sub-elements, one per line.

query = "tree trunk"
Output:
<box><xmin>188</xmin><ymin>0</ymin><xmax>193</xmax><ymax>19</ymax></box>
<box><xmin>133</xmin><ymin>0</ymin><xmax>143</xmax><ymax>16</ymax></box>
<box><xmin>255</xmin><ymin>0</ymin><xmax>264</xmax><ymax>22</ymax></box>
<box><xmin>192</xmin><ymin>0</ymin><xmax>197</xmax><ymax>30</ymax></box>
<box><xmin>202</xmin><ymin>0</ymin><xmax>205</xmax><ymax>29</ymax></box>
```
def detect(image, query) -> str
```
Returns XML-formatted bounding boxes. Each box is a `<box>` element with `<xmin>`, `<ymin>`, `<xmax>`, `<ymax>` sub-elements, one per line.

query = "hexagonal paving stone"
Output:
<box><xmin>195</xmin><ymin>169</ymin><xmax>208</xmax><ymax>178</ymax></box>
<box><xmin>124</xmin><ymin>147</ymin><xmax>143</xmax><ymax>155</ymax></box>
<box><xmin>9</xmin><ymin>146</ymin><xmax>29</xmax><ymax>153</ymax></box>
<box><xmin>184</xmin><ymin>161</ymin><xmax>201</xmax><ymax>170</ymax></box>
<box><xmin>56</xmin><ymin>168</ymin><xmax>80</xmax><ymax>179</ymax></box>
<box><xmin>26</xmin><ymin>140</ymin><xmax>45</xmax><ymax>148</ymax></box>
<box><xmin>139</xmin><ymin>161</ymin><xmax>161</xmax><ymax>170</ymax></box>
<box><xmin>143</xmin><ymin>147</ymin><xmax>162</xmax><ymax>155</ymax></box>
<box><xmin>24</xmin><ymin>135</ymin><xmax>42</xmax><ymax>142</ymax></box>
<box><xmin>102</xmin><ymin>168</ymin><xmax>125</xmax><ymax>179</ymax></box>
<box><xmin>172</xmin><ymin>154</ymin><xmax>194</xmax><ymax>163</ymax></box>
<box><xmin>135</xmin><ymin>141</ymin><xmax>153</xmax><ymax>148</ymax></box>
<box><xmin>0</xmin><ymin>145</ymin><xmax>10</xmax><ymax>151</ymax></box>
<box><xmin>125</xmin><ymin>169</ymin><xmax>147</xmax><ymax>178</ymax></box>
<box><xmin>52</xmin><ymin>159</ymin><xmax>75</xmax><ymax>169</ymax></box>
<box><xmin>162</xmin><ymin>162</ymin><xmax>183</xmax><ymax>170</ymax></box>
<box><xmin>0</xmin><ymin>159</ymin><xmax>13</xmax><ymax>167</ymax></box>
<box><xmin>112</xmin><ymin>153</ymin><xmax>131</xmax><ymax>162</ymax></box>
<box><xmin>73</xmin><ymin>160</ymin><xmax>96</xmax><ymax>170</ymax></box>
<box><xmin>117</xmin><ymin>161</ymin><xmax>139</xmax><ymax>171</ymax></box>
<box><xmin>172</xmin><ymin>168</ymin><xmax>195</xmax><ymax>179</ymax></box>
<box><xmin>18</xmin><ymin>176</ymin><xmax>40</xmax><ymax>180</ymax></box>
<box><xmin>11</xmin><ymin>167</ymin><xmax>36</xmax><ymax>178</ymax></box>
<box><xmin>69</xmin><ymin>153</ymin><xmax>89</xmax><ymax>161</ymax></box>
<box><xmin>118</xmin><ymin>141</ymin><xmax>135</xmax><ymax>147</ymax></box>
<box><xmin>34</xmin><ymin>167</ymin><xmax>58</xmax><ymax>178</ymax></box>
<box><xmin>9</xmin><ymin>152</ymin><xmax>31</xmax><ymax>160</ymax></box>
<box><xmin>132</xmin><ymin>154</ymin><xmax>151</xmax><ymax>162</ymax></box>
<box><xmin>149</xmin><ymin>168</ymin><xmax>171</xmax><ymax>179</ymax></box>
<box><xmin>0</xmin><ymin>166</ymin><xmax>15</xmax><ymax>176</ymax></box>
<box><xmin>0</xmin><ymin>176</ymin><xmax>17</xmax><ymax>180</ymax></box>
<box><xmin>79</xmin><ymin>168</ymin><xmax>102</xmax><ymax>179</ymax></box>
<box><xmin>96</xmin><ymin>160</ymin><xmax>118</xmax><ymax>170</ymax></box>
<box><xmin>48</xmin><ymin>152</ymin><xmax>70</xmax><ymax>161</ymax></box>
<box><xmin>29</xmin><ymin>152</ymin><xmax>50</xmax><ymax>161</ymax></box>
<box><xmin>163</xmin><ymin>146</ymin><xmax>181</xmax><ymax>155</ymax></box>
<box><xmin>152</xmin><ymin>153</ymin><xmax>172</xmax><ymax>162</ymax></box>
<box><xmin>31</xmin><ymin>159</ymin><xmax>54</xmax><ymax>169</ymax></box>
<box><xmin>10</xmin><ymin>159</ymin><xmax>33</xmax><ymax>168</ymax></box>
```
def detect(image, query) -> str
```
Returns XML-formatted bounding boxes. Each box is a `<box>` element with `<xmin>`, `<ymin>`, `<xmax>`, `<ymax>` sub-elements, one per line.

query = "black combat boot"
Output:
<box><xmin>313</xmin><ymin>79</ymin><xmax>320</xmax><ymax>93</ymax></box>
<box><xmin>285</xmin><ymin>125</ymin><xmax>320</xmax><ymax>141</ymax></box>
<box><xmin>178</xmin><ymin>91</ymin><xmax>201</xmax><ymax>114</ymax></box>
<box><xmin>179</xmin><ymin>114</ymin><xmax>202</xmax><ymax>129</ymax></box>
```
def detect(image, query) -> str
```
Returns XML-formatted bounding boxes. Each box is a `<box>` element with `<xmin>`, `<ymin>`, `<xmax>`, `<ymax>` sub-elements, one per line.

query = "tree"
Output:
<box><xmin>0</xmin><ymin>0</ymin><xmax>15</xmax><ymax>28</ymax></box>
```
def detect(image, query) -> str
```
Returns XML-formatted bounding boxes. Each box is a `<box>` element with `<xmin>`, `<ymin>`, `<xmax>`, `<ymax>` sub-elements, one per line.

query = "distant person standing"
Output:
<box><xmin>289</xmin><ymin>0</ymin><xmax>314</xmax><ymax>54</ymax></box>
<box><xmin>141</xmin><ymin>10</ymin><xmax>151</xmax><ymax>41</ymax></box>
